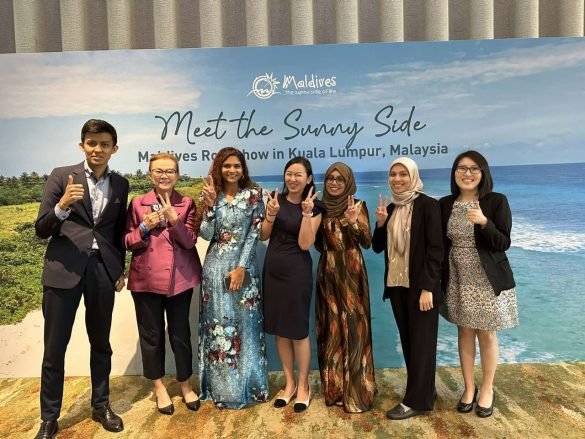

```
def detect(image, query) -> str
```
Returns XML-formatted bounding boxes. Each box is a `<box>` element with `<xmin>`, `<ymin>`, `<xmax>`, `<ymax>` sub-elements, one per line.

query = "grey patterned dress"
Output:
<box><xmin>442</xmin><ymin>201</ymin><xmax>518</xmax><ymax>331</ymax></box>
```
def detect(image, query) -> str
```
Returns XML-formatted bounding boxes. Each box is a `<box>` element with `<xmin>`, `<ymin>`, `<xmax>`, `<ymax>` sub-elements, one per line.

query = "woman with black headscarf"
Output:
<box><xmin>316</xmin><ymin>162</ymin><xmax>376</xmax><ymax>413</ymax></box>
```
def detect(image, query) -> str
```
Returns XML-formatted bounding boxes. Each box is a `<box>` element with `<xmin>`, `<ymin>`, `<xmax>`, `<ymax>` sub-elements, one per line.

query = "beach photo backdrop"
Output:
<box><xmin>1</xmin><ymin>37</ymin><xmax>584</xmax><ymax>376</ymax></box>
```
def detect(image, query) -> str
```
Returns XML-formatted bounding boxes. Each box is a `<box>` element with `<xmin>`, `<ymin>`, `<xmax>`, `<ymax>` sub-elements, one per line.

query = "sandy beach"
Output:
<box><xmin>0</xmin><ymin>285</ymin><xmax>201</xmax><ymax>378</ymax></box>
<box><xmin>0</xmin><ymin>241</ymin><xmax>209</xmax><ymax>378</ymax></box>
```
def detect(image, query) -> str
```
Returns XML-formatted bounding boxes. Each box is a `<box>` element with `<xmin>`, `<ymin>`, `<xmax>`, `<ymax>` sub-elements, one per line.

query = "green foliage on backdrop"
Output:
<box><xmin>0</xmin><ymin>173</ymin><xmax>46</xmax><ymax>205</ymax></box>
<box><xmin>0</xmin><ymin>173</ymin><xmax>204</xmax><ymax>325</ymax></box>
<box><xmin>0</xmin><ymin>171</ymin><xmax>204</xmax><ymax>204</ymax></box>
<box><xmin>0</xmin><ymin>202</ymin><xmax>48</xmax><ymax>324</ymax></box>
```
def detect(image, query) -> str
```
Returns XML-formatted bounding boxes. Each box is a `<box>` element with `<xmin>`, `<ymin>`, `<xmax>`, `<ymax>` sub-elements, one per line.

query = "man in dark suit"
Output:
<box><xmin>34</xmin><ymin>119</ymin><xmax>129</xmax><ymax>439</ymax></box>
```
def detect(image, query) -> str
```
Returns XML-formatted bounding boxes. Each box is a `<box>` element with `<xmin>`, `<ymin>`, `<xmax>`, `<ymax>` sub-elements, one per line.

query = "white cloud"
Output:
<box><xmin>302</xmin><ymin>40</ymin><xmax>585</xmax><ymax>111</ymax></box>
<box><xmin>0</xmin><ymin>52</ymin><xmax>202</xmax><ymax>119</ymax></box>
<box><xmin>366</xmin><ymin>40</ymin><xmax>585</xmax><ymax>87</ymax></box>
<box><xmin>118</xmin><ymin>125</ymin><xmax>166</xmax><ymax>148</ymax></box>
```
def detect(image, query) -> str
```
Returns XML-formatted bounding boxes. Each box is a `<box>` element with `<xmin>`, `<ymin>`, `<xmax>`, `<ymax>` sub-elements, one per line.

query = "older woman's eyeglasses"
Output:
<box><xmin>326</xmin><ymin>175</ymin><xmax>346</xmax><ymax>184</ymax></box>
<box><xmin>456</xmin><ymin>166</ymin><xmax>481</xmax><ymax>175</ymax></box>
<box><xmin>151</xmin><ymin>169</ymin><xmax>178</xmax><ymax>177</ymax></box>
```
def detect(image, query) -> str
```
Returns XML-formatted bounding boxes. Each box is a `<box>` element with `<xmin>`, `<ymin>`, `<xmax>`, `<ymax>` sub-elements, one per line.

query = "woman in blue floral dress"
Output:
<box><xmin>198</xmin><ymin>147</ymin><xmax>269</xmax><ymax>409</ymax></box>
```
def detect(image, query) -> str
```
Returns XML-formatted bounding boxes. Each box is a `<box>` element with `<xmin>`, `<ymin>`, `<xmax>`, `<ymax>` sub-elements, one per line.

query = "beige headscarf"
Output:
<box><xmin>388</xmin><ymin>157</ymin><xmax>424</xmax><ymax>255</ymax></box>
<box><xmin>322</xmin><ymin>162</ymin><xmax>356</xmax><ymax>218</ymax></box>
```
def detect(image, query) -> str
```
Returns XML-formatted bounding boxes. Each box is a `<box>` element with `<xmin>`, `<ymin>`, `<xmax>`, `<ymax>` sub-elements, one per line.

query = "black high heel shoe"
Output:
<box><xmin>476</xmin><ymin>390</ymin><xmax>495</xmax><ymax>418</ymax></box>
<box><xmin>183</xmin><ymin>396</ymin><xmax>201</xmax><ymax>411</ymax></box>
<box><xmin>456</xmin><ymin>385</ymin><xmax>478</xmax><ymax>413</ymax></box>
<box><xmin>156</xmin><ymin>397</ymin><xmax>175</xmax><ymax>415</ymax></box>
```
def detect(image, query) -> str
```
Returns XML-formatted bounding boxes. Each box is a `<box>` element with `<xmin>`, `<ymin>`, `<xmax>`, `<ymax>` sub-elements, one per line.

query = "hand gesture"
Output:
<box><xmin>58</xmin><ymin>175</ymin><xmax>84</xmax><ymax>210</ymax></box>
<box><xmin>301</xmin><ymin>187</ymin><xmax>320</xmax><ymax>216</ymax></box>
<box><xmin>375</xmin><ymin>194</ymin><xmax>389</xmax><ymax>227</ymax></box>
<box><xmin>344</xmin><ymin>195</ymin><xmax>358</xmax><ymax>225</ymax></box>
<box><xmin>201</xmin><ymin>175</ymin><xmax>217</xmax><ymax>207</ymax></box>
<box><xmin>264</xmin><ymin>188</ymin><xmax>280</xmax><ymax>218</ymax></box>
<box><xmin>467</xmin><ymin>201</ymin><xmax>488</xmax><ymax>227</ymax></box>
<box><xmin>419</xmin><ymin>290</ymin><xmax>433</xmax><ymax>312</ymax></box>
<box><xmin>143</xmin><ymin>211</ymin><xmax>162</xmax><ymax>231</ymax></box>
<box><xmin>158</xmin><ymin>192</ymin><xmax>178</xmax><ymax>226</ymax></box>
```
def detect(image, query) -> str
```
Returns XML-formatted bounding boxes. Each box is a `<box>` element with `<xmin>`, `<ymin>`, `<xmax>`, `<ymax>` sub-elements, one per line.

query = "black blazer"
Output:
<box><xmin>35</xmin><ymin>162</ymin><xmax>129</xmax><ymax>289</ymax></box>
<box><xmin>439</xmin><ymin>192</ymin><xmax>515</xmax><ymax>296</ymax></box>
<box><xmin>372</xmin><ymin>193</ymin><xmax>444</xmax><ymax>304</ymax></box>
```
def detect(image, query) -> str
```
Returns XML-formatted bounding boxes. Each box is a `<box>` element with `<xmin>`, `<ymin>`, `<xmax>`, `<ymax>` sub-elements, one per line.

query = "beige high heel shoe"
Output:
<box><xmin>293</xmin><ymin>388</ymin><xmax>311</xmax><ymax>413</ymax></box>
<box><xmin>273</xmin><ymin>386</ymin><xmax>297</xmax><ymax>408</ymax></box>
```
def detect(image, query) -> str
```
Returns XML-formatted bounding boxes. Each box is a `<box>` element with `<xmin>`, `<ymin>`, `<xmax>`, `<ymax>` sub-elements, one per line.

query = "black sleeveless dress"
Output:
<box><xmin>263</xmin><ymin>194</ymin><xmax>325</xmax><ymax>339</ymax></box>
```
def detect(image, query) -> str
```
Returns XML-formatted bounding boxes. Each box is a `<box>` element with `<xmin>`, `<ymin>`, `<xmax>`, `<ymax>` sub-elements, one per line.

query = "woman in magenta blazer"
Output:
<box><xmin>124</xmin><ymin>153</ymin><xmax>202</xmax><ymax>415</ymax></box>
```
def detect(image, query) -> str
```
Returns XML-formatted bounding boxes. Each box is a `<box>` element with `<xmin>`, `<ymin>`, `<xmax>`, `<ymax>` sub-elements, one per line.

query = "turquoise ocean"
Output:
<box><xmin>256</xmin><ymin>162</ymin><xmax>585</xmax><ymax>369</ymax></box>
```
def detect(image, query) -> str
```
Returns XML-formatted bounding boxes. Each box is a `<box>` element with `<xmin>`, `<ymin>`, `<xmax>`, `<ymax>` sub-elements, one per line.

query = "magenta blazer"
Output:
<box><xmin>124</xmin><ymin>189</ymin><xmax>202</xmax><ymax>296</ymax></box>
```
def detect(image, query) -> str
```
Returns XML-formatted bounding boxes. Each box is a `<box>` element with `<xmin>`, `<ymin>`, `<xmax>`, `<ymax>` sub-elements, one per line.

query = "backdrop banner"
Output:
<box><xmin>1</xmin><ymin>38</ymin><xmax>584</xmax><ymax>377</ymax></box>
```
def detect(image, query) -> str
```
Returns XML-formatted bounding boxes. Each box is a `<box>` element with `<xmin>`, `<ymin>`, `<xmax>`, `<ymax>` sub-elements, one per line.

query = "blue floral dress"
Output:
<box><xmin>198</xmin><ymin>187</ymin><xmax>269</xmax><ymax>409</ymax></box>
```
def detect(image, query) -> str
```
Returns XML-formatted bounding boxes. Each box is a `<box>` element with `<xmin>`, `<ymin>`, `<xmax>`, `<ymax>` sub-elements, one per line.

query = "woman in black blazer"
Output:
<box><xmin>439</xmin><ymin>150</ymin><xmax>518</xmax><ymax>418</ymax></box>
<box><xmin>372</xmin><ymin>157</ymin><xmax>443</xmax><ymax>420</ymax></box>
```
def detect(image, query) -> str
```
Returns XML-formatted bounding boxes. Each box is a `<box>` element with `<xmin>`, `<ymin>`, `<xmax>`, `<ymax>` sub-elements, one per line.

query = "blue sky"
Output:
<box><xmin>1</xmin><ymin>37</ymin><xmax>584</xmax><ymax>177</ymax></box>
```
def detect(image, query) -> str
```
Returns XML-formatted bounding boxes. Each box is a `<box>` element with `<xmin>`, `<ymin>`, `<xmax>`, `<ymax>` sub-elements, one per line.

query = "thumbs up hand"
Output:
<box><xmin>58</xmin><ymin>174</ymin><xmax>85</xmax><ymax>210</ymax></box>
<box><xmin>467</xmin><ymin>201</ymin><xmax>488</xmax><ymax>227</ymax></box>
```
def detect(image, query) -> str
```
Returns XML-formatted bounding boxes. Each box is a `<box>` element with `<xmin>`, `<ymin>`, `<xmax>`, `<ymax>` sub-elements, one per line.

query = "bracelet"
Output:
<box><xmin>302</xmin><ymin>211</ymin><xmax>313</xmax><ymax>217</ymax></box>
<box><xmin>265</xmin><ymin>217</ymin><xmax>274</xmax><ymax>224</ymax></box>
<box><xmin>139</xmin><ymin>222</ymin><xmax>149</xmax><ymax>236</ymax></box>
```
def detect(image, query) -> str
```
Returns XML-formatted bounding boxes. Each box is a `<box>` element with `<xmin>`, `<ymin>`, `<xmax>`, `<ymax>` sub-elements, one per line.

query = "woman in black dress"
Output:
<box><xmin>261</xmin><ymin>157</ymin><xmax>324</xmax><ymax>413</ymax></box>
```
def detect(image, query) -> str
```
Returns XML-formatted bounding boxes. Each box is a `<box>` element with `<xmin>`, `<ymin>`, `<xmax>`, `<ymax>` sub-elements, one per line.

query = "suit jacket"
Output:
<box><xmin>372</xmin><ymin>193</ymin><xmax>444</xmax><ymax>304</ymax></box>
<box><xmin>439</xmin><ymin>192</ymin><xmax>515</xmax><ymax>296</ymax></box>
<box><xmin>124</xmin><ymin>189</ymin><xmax>202</xmax><ymax>295</ymax></box>
<box><xmin>35</xmin><ymin>162</ymin><xmax>129</xmax><ymax>289</ymax></box>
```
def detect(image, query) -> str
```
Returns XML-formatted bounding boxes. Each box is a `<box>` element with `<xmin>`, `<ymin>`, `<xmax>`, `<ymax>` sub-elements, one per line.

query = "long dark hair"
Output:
<box><xmin>281</xmin><ymin>157</ymin><xmax>316</xmax><ymax>199</ymax></box>
<box><xmin>209</xmin><ymin>147</ymin><xmax>254</xmax><ymax>194</ymax></box>
<box><xmin>450</xmin><ymin>150</ymin><xmax>493</xmax><ymax>199</ymax></box>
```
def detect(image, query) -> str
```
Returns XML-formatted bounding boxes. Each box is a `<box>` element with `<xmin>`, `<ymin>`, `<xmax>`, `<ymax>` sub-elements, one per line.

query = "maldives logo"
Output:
<box><xmin>248</xmin><ymin>73</ymin><xmax>280</xmax><ymax>99</ymax></box>
<box><xmin>249</xmin><ymin>72</ymin><xmax>337</xmax><ymax>99</ymax></box>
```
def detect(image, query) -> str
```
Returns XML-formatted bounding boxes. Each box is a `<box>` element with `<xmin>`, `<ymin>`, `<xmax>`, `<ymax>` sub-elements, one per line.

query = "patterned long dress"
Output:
<box><xmin>442</xmin><ymin>201</ymin><xmax>519</xmax><ymax>330</ymax></box>
<box><xmin>198</xmin><ymin>188</ymin><xmax>269</xmax><ymax>409</ymax></box>
<box><xmin>316</xmin><ymin>200</ymin><xmax>376</xmax><ymax>413</ymax></box>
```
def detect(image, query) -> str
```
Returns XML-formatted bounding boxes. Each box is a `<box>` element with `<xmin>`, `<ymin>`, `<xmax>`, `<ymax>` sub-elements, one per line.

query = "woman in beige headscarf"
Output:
<box><xmin>316</xmin><ymin>162</ymin><xmax>376</xmax><ymax>413</ymax></box>
<box><xmin>372</xmin><ymin>157</ymin><xmax>443</xmax><ymax>421</ymax></box>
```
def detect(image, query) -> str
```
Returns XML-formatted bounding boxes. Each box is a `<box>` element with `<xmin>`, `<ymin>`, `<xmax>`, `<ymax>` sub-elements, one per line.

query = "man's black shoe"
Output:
<box><xmin>34</xmin><ymin>420</ymin><xmax>58</xmax><ymax>439</ymax></box>
<box><xmin>91</xmin><ymin>403</ymin><xmax>124</xmax><ymax>432</ymax></box>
